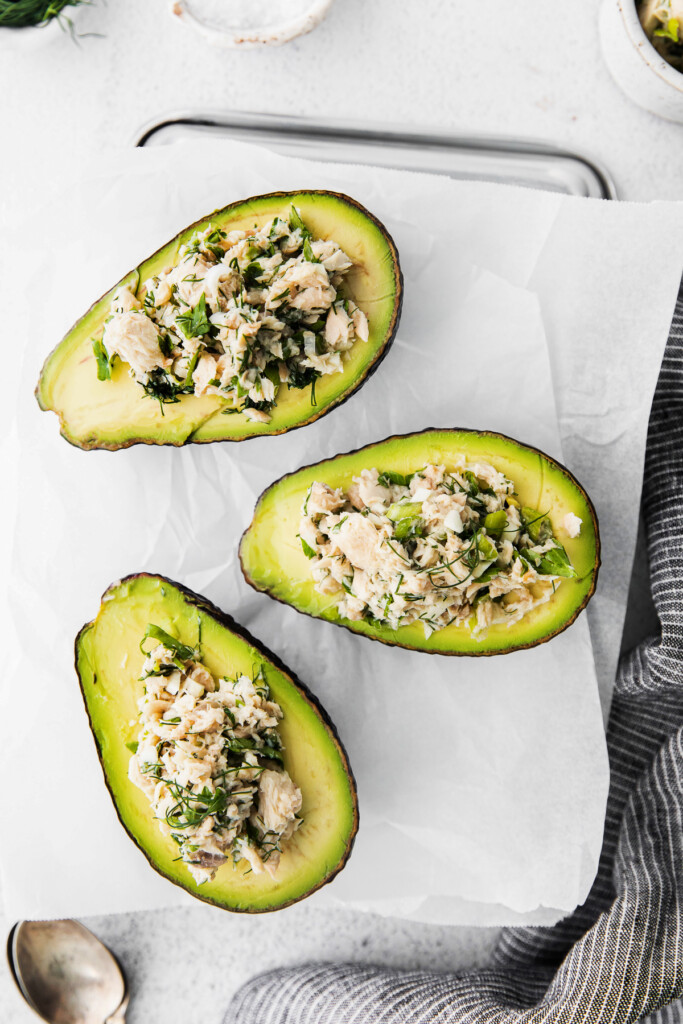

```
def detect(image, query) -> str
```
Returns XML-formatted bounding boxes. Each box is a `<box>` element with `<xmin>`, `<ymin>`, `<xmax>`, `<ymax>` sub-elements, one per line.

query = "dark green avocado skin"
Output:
<box><xmin>239</xmin><ymin>428</ymin><xmax>601</xmax><ymax>657</ymax></box>
<box><xmin>75</xmin><ymin>572</ymin><xmax>359</xmax><ymax>913</ymax></box>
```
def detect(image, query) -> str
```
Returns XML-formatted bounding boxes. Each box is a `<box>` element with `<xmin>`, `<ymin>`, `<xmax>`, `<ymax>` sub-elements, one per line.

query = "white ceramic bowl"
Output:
<box><xmin>600</xmin><ymin>0</ymin><xmax>683</xmax><ymax>122</ymax></box>
<box><xmin>171</xmin><ymin>0</ymin><xmax>336</xmax><ymax>49</ymax></box>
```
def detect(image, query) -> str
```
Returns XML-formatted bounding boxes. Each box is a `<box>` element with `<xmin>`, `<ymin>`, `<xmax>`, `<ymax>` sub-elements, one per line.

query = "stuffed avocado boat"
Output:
<box><xmin>76</xmin><ymin>574</ymin><xmax>358</xmax><ymax>911</ymax></box>
<box><xmin>37</xmin><ymin>191</ymin><xmax>402</xmax><ymax>450</ymax></box>
<box><xmin>240</xmin><ymin>429</ymin><xmax>600</xmax><ymax>656</ymax></box>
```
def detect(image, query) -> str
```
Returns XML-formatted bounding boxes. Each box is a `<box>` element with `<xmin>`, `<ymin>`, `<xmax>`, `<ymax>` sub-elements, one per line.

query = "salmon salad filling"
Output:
<box><xmin>94</xmin><ymin>207</ymin><xmax>369</xmax><ymax>422</ymax></box>
<box><xmin>128</xmin><ymin>625</ymin><xmax>302</xmax><ymax>885</ymax></box>
<box><xmin>299</xmin><ymin>462</ymin><xmax>581</xmax><ymax>638</ymax></box>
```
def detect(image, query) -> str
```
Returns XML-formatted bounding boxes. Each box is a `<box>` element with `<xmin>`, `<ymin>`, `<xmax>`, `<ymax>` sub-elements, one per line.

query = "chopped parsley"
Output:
<box><xmin>95</xmin><ymin>208</ymin><xmax>367</xmax><ymax>418</ymax></box>
<box><xmin>176</xmin><ymin>293</ymin><xmax>211</xmax><ymax>340</ymax></box>
<box><xmin>299</xmin><ymin>462</ymin><xmax>579</xmax><ymax>638</ymax></box>
<box><xmin>92</xmin><ymin>338</ymin><xmax>114</xmax><ymax>381</ymax></box>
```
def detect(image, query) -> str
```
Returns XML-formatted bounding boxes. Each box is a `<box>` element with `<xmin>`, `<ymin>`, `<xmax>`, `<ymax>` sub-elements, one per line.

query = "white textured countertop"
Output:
<box><xmin>2</xmin><ymin>0</ymin><xmax>683</xmax><ymax>205</ymax></box>
<box><xmin>0</xmin><ymin>1</ymin><xmax>679</xmax><ymax>1021</ymax></box>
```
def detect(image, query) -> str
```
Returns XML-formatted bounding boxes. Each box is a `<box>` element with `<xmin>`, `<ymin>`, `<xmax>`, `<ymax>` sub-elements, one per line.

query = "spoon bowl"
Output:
<box><xmin>7</xmin><ymin>920</ymin><xmax>128</xmax><ymax>1024</ymax></box>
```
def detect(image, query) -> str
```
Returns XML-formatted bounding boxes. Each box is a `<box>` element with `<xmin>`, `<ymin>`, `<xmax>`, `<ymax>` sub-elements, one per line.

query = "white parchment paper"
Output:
<box><xmin>1</xmin><ymin>140</ymin><xmax>682</xmax><ymax>926</ymax></box>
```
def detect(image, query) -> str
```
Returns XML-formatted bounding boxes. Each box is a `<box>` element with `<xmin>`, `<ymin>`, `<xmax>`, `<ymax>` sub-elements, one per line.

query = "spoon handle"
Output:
<box><xmin>105</xmin><ymin>992</ymin><xmax>129</xmax><ymax>1024</ymax></box>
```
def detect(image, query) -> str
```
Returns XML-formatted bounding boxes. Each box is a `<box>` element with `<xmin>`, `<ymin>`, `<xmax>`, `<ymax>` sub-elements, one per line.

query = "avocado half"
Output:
<box><xmin>240</xmin><ymin>428</ymin><xmax>601</xmax><ymax>656</ymax></box>
<box><xmin>36</xmin><ymin>190</ymin><xmax>403</xmax><ymax>450</ymax></box>
<box><xmin>75</xmin><ymin>574</ymin><xmax>358</xmax><ymax>911</ymax></box>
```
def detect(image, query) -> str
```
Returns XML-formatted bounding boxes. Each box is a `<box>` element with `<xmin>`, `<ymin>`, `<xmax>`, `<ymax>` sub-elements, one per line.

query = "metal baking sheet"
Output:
<box><xmin>135</xmin><ymin>110</ymin><xmax>617</xmax><ymax>199</ymax></box>
<box><xmin>134</xmin><ymin>111</ymin><xmax>655</xmax><ymax>661</ymax></box>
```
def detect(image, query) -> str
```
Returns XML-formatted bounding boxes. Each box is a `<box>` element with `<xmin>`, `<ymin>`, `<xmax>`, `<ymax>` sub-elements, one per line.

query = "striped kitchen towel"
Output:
<box><xmin>225</xmin><ymin>281</ymin><xmax>683</xmax><ymax>1024</ymax></box>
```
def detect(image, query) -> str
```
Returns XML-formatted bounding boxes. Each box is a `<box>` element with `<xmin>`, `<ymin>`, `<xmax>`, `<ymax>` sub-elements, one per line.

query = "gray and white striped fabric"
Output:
<box><xmin>226</xmin><ymin>282</ymin><xmax>683</xmax><ymax>1024</ymax></box>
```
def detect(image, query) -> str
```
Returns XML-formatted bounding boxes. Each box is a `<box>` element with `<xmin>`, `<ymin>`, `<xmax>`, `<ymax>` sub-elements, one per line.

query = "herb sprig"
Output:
<box><xmin>301</xmin><ymin>461</ymin><xmax>579</xmax><ymax>635</ymax></box>
<box><xmin>140</xmin><ymin>623</ymin><xmax>198</xmax><ymax>665</ymax></box>
<box><xmin>0</xmin><ymin>0</ymin><xmax>88</xmax><ymax>28</ymax></box>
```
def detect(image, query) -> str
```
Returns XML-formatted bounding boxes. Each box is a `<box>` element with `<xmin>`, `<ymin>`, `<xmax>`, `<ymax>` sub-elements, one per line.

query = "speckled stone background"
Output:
<box><xmin>0</xmin><ymin>0</ymin><xmax>677</xmax><ymax>1020</ymax></box>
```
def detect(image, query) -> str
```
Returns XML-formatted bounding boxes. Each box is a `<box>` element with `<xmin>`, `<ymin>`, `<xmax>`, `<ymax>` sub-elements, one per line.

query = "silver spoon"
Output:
<box><xmin>7</xmin><ymin>920</ymin><xmax>129</xmax><ymax>1024</ymax></box>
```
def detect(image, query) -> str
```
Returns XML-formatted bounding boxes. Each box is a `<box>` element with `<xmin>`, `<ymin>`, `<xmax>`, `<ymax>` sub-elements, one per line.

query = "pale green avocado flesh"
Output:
<box><xmin>76</xmin><ymin>574</ymin><xmax>358</xmax><ymax>911</ymax></box>
<box><xmin>36</xmin><ymin>191</ymin><xmax>402</xmax><ymax>450</ymax></box>
<box><xmin>240</xmin><ymin>429</ymin><xmax>601</xmax><ymax>656</ymax></box>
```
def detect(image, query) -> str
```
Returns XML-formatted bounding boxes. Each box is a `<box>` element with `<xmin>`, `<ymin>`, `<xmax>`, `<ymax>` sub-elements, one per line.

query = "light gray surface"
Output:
<box><xmin>0</xmin><ymin>559</ymin><xmax>656</xmax><ymax>1013</ymax></box>
<box><xmin>0</xmin><ymin>900</ymin><xmax>499</xmax><ymax>1024</ymax></box>
<box><xmin>2</xmin><ymin>0</ymin><xmax>683</xmax><ymax>206</ymax></box>
<box><xmin>0</xmin><ymin>0</ymin><xmax>676</xmax><ymax>1020</ymax></box>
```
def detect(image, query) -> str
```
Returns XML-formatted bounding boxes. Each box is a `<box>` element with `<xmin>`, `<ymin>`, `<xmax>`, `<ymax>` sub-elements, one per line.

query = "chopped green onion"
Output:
<box><xmin>654</xmin><ymin>18</ymin><xmax>680</xmax><ymax>41</ymax></box>
<box><xmin>483</xmin><ymin>510</ymin><xmax>507</xmax><ymax>537</ymax></box>
<box><xmin>538</xmin><ymin>545</ymin><xmax>578</xmax><ymax>579</ymax></box>
<box><xmin>387</xmin><ymin>501</ymin><xmax>422</xmax><ymax>522</ymax></box>
<box><xmin>395</xmin><ymin>516</ymin><xmax>424</xmax><ymax>541</ymax></box>
<box><xmin>522</xmin><ymin>507</ymin><xmax>552</xmax><ymax>544</ymax></box>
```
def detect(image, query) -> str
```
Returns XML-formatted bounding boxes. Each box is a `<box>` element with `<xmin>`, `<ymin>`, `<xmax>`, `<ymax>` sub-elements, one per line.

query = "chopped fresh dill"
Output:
<box><xmin>298</xmin><ymin>459</ymin><xmax>579</xmax><ymax>637</ymax></box>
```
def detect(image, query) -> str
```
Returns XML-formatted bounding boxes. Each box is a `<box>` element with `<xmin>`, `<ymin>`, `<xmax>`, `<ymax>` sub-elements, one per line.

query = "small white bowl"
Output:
<box><xmin>171</xmin><ymin>0</ymin><xmax>335</xmax><ymax>49</ymax></box>
<box><xmin>600</xmin><ymin>0</ymin><xmax>683</xmax><ymax>123</ymax></box>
